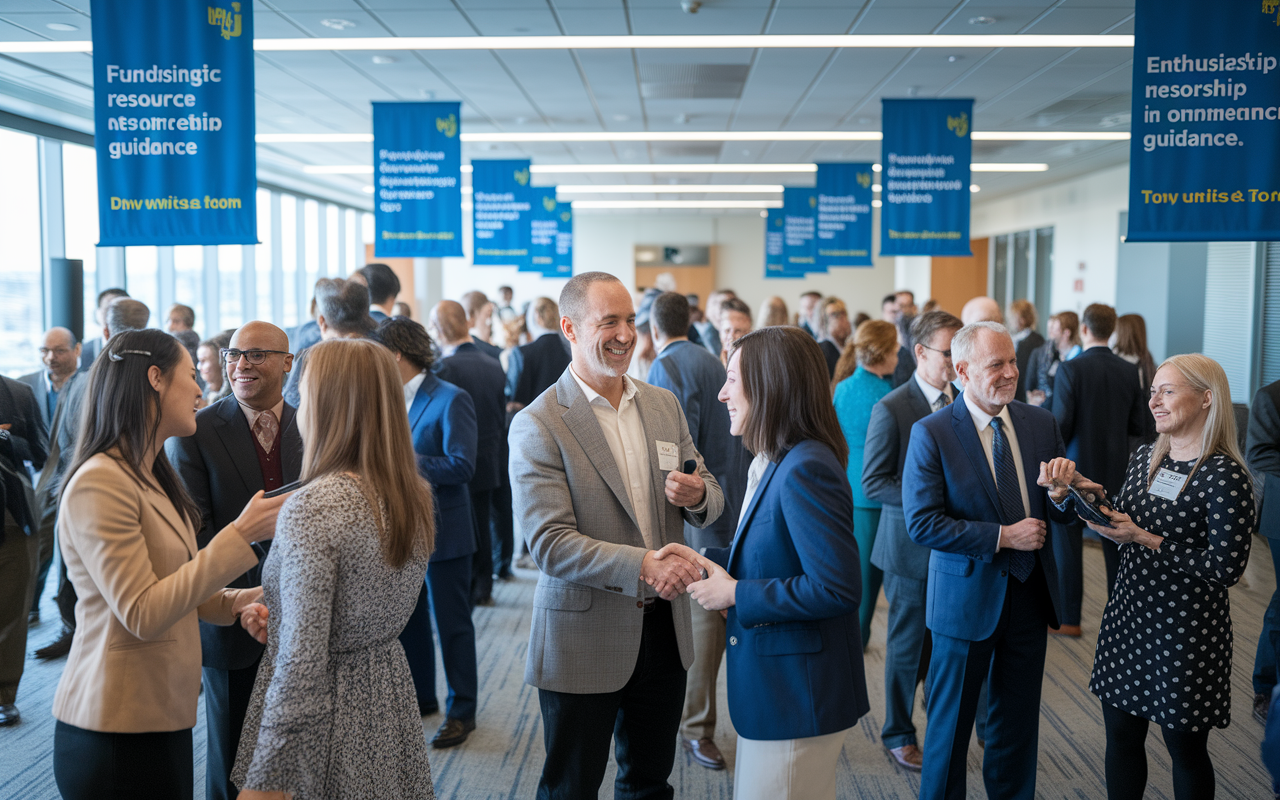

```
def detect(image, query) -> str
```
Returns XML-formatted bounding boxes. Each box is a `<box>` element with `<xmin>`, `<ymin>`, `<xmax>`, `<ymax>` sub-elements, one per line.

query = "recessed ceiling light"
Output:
<box><xmin>420</xmin><ymin>89</ymin><xmax>436</xmax><ymax>99</ymax></box>
<box><xmin>970</xmin><ymin>184</ymin><xmax>981</xmax><ymax>192</ymax></box>
<box><xmin>969</xmin><ymin>16</ymin><xmax>996</xmax><ymax>25</ymax></box>
<box><xmin>371</xmin><ymin>55</ymin><xmax>396</xmax><ymax>64</ymax></box>
<box><xmin>321</xmin><ymin>19</ymin><xmax>356</xmax><ymax>30</ymax></box>
<box><xmin>612</xmin><ymin>114</ymin><xmax>630</xmax><ymax>122</ymax></box>
<box><xmin>46</xmin><ymin>22</ymin><xmax>78</xmax><ymax>32</ymax></box>
<box><xmin>948</xmin><ymin>55</ymin><xmax>962</xmax><ymax>62</ymax></box>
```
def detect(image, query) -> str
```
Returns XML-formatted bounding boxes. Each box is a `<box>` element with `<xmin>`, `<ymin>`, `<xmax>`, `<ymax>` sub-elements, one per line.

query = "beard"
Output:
<box><xmin>587</xmin><ymin>338</ymin><xmax>632</xmax><ymax>378</ymax></box>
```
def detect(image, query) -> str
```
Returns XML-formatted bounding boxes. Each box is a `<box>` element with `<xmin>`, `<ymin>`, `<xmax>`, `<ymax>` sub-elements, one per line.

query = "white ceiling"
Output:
<box><xmin>0</xmin><ymin>0</ymin><xmax>1136</xmax><ymax>207</ymax></box>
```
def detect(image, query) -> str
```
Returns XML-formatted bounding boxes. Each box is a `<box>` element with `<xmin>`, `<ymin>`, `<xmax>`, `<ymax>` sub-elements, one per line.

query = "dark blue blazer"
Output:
<box><xmin>438</xmin><ymin>342</ymin><xmax>507</xmax><ymax>493</ymax></box>
<box><xmin>470</xmin><ymin>334</ymin><xmax>502</xmax><ymax>362</ymax></box>
<box><xmin>704</xmin><ymin>440</ymin><xmax>869</xmax><ymax>741</ymax></box>
<box><xmin>903</xmin><ymin>396</ymin><xmax>1070</xmax><ymax>642</ymax></box>
<box><xmin>409</xmin><ymin>372</ymin><xmax>478</xmax><ymax>563</ymax></box>
<box><xmin>1050</xmin><ymin>346</ymin><xmax>1147</xmax><ymax>497</ymax></box>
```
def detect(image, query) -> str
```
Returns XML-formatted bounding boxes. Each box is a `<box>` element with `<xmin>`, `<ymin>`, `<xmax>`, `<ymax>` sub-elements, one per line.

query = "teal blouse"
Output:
<box><xmin>833</xmin><ymin>366</ymin><xmax>895</xmax><ymax>509</ymax></box>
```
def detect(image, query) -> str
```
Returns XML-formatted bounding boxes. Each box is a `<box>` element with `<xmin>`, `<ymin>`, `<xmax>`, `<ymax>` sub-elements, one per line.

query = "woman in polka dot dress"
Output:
<box><xmin>1083</xmin><ymin>353</ymin><xmax>1256</xmax><ymax>800</ymax></box>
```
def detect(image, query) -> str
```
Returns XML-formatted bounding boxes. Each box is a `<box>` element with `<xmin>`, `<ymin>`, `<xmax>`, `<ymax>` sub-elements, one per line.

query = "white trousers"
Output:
<box><xmin>732</xmin><ymin>727</ymin><xmax>850</xmax><ymax>800</ymax></box>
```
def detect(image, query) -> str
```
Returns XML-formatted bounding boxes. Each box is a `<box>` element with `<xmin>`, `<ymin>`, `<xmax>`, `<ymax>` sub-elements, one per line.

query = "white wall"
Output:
<box><xmin>971</xmin><ymin>164</ymin><xmax>1130</xmax><ymax>314</ymax></box>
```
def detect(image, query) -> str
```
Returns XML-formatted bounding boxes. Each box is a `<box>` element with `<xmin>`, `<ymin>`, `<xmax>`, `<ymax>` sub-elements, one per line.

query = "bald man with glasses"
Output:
<box><xmin>168</xmin><ymin>322</ymin><xmax>303</xmax><ymax>800</ymax></box>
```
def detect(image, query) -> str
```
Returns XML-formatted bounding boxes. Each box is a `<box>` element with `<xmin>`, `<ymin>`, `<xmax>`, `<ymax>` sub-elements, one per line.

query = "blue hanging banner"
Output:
<box><xmin>815</xmin><ymin>163</ymin><xmax>874</xmax><ymax>268</ymax></box>
<box><xmin>879</xmin><ymin>98</ymin><xmax>973</xmax><ymax>256</ymax></box>
<box><xmin>783</xmin><ymin>188</ymin><xmax>820</xmax><ymax>274</ymax></box>
<box><xmin>529</xmin><ymin>187</ymin><xmax>559</xmax><ymax>274</ymax></box>
<box><xmin>91</xmin><ymin>0</ymin><xmax>257</xmax><ymax>245</ymax></box>
<box><xmin>552</xmin><ymin>202</ymin><xmax>574</xmax><ymax>278</ymax></box>
<box><xmin>764</xmin><ymin>208</ymin><xmax>789</xmax><ymax>278</ymax></box>
<box><xmin>1127</xmin><ymin>0</ymin><xmax>1280</xmax><ymax>241</ymax></box>
<box><xmin>472</xmin><ymin>159</ymin><xmax>532</xmax><ymax>267</ymax></box>
<box><xmin>372</xmin><ymin>102</ymin><xmax>463</xmax><ymax>257</ymax></box>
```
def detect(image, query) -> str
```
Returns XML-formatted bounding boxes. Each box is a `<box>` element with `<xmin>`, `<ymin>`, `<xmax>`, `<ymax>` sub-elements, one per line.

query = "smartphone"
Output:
<box><xmin>681</xmin><ymin>459</ymin><xmax>697</xmax><ymax>475</ymax></box>
<box><xmin>263</xmin><ymin>480</ymin><xmax>302</xmax><ymax>499</ymax></box>
<box><xmin>1068</xmin><ymin>485</ymin><xmax>1114</xmax><ymax>529</ymax></box>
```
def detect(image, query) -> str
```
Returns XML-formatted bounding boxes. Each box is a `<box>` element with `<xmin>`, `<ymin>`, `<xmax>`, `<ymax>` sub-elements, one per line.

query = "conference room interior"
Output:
<box><xmin>1</xmin><ymin>0</ymin><xmax>1278</xmax><ymax>798</ymax></box>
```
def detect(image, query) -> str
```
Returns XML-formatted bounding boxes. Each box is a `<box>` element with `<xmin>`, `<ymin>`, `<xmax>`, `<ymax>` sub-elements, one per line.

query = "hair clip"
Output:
<box><xmin>108</xmin><ymin>349</ymin><xmax>153</xmax><ymax>361</ymax></box>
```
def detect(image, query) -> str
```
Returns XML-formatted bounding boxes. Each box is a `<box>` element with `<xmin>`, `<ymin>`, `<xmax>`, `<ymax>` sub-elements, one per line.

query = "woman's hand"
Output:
<box><xmin>233</xmin><ymin>490</ymin><xmax>291</xmax><ymax>545</ymax></box>
<box><xmin>688</xmin><ymin>563</ymin><xmax>738</xmax><ymax>611</ymax></box>
<box><xmin>1084</xmin><ymin>507</ymin><xmax>1162</xmax><ymax>550</ymax></box>
<box><xmin>238</xmin><ymin>602</ymin><xmax>269</xmax><ymax>644</ymax></box>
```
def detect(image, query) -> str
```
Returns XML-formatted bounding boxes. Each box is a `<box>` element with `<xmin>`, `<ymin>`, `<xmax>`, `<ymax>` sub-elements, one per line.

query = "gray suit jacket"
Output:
<box><xmin>863</xmin><ymin>374</ymin><xmax>936</xmax><ymax>579</ymax></box>
<box><xmin>19</xmin><ymin>371</ymin><xmax>50</xmax><ymax>429</ymax></box>
<box><xmin>509</xmin><ymin>368</ymin><xmax>724</xmax><ymax>694</ymax></box>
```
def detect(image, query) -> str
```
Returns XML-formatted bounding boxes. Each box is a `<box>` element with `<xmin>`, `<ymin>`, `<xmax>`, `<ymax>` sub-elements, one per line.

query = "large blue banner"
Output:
<box><xmin>816</xmin><ymin>163</ymin><xmax>874</xmax><ymax>268</ymax></box>
<box><xmin>529</xmin><ymin>187</ymin><xmax>559</xmax><ymax>274</ymax></box>
<box><xmin>879</xmin><ymin>98</ymin><xmax>973</xmax><ymax>256</ymax></box>
<box><xmin>764</xmin><ymin>208</ymin><xmax>788</xmax><ymax>278</ymax></box>
<box><xmin>372</xmin><ymin>102</ymin><xmax>462</xmax><ymax>257</ymax></box>
<box><xmin>1127</xmin><ymin>0</ymin><xmax>1280</xmax><ymax>241</ymax></box>
<box><xmin>552</xmin><ymin>202</ymin><xmax>573</xmax><ymax>278</ymax></box>
<box><xmin>472</xmin><ymin>159</ymin><xmax>532</xmax><ymax>267</ymax></box>
<box><xmin>783</xmin><ymin>188</ymin><xmax>820</xmax><ymax>274</ymax></box>
<box><xmin>92</xmin><ymin>0</ymin><xmax>256</xmax><ymax>245</ymax></box>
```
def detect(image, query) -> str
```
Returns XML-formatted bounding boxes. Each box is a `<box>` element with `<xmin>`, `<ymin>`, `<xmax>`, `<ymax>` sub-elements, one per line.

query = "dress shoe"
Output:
<box><xmin>888</xmin><ymin>744</ymin><xmax>923</xmax><ymax>771</ymax></box>
<box><xmin>515</xmin><ymin>554</ymin><xmax>537</xmax><ymax>571</ymax></box>
<box><xmin>681</xmin><ymin>737</ymin><xmax>726</xmax><ymax>770</ymax></box>
<box><xmin>27</xmin><ymin>608</ymin><xmax>39</xmax><ymax>626</ymax></box>
<box><xmin>0</xmin><ymin>704</ymin><xmax>19</xmax><ymax>726</ymax></box>
<box><xmin>1255</xmin><ymin>692</ymin><xmax>1271</xmax><ymax>725</ymax></box>
<box><xmin>35</xmin><ymin>628</ymin><xmax>73</xmax><ymax>660</ymax></box>
<box><xmin>431</xmin><ymin>717</ymin><xmax>476</xmax><ymax>749</ymax></box>
<box><xmin>1050</xmin><ymin>624</ymin><xmax>1083</xmax><ymax>637</ymax></box>
<box><xmin>419</xmin><ymin>700</ymin><xmax>440</xmax><ymax>716</ymax></box>
<box><xmin>495</xmin><ymin>569</ymin><xmax>513</xmax><ymax>581</ymax></box>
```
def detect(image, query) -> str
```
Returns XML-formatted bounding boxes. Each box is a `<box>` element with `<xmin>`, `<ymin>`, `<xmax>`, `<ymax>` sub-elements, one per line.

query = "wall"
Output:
<box><xmin>971</xmin><ymin>164</ymin><xmax>1130</xmax><ymax>314</ymax></box>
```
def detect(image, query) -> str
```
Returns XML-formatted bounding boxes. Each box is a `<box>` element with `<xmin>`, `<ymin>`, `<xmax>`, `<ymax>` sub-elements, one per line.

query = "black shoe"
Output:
<box><xmin>419</xmin><ymin>701</ymin><xmax>440</xmax><ymax>716</ymax></box>
<box><xmin>35</xmin><ymin>628</ymin><xmax>73</xmax><ymax>660</ymax></box>
<box><xmin>1255</xmin><ymin>692</ymin><xmax>1271</xmax><ymax>725</ymax></box>
<box><xmin>0</xmin><ymin>704</ymin><xmax>19</xmax><ymax>726</ymax></box>
<box><xmin>27</xmin><ymin>608</ymin><xmax>39</xmax><ymax>626</ymax></box>
<box><xmin>495</xmin><ymin>569</ymin><xmax>513</xmax><ymax>581</ymax></box>
<box><xmin>431</xmin><ymin>717</ymin><xmax>476</xmax><ymax>749</ymax></box>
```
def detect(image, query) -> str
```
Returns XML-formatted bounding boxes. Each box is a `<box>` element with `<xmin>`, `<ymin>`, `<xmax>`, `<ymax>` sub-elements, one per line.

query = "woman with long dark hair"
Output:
<box><xmin>52</xmin><ymin>329</ymin><xmax>286</xmax><ymax>800</ymax></box>
<box><xmin>687</xmin><ymin>326</ymin><xmax>868</xmax><ymax>799</ymax></box>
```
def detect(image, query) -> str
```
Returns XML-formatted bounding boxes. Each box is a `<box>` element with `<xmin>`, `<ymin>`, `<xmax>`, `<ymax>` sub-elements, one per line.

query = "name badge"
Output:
<box><xmin>656</xmin><ymin>440</ymin><xmax>680</xmax><ymax>471</ymax></box>
<box><xmin>1149</xmin><ymin>467</ymin><xmax>1188</xmax><ymax>500</ymax></box>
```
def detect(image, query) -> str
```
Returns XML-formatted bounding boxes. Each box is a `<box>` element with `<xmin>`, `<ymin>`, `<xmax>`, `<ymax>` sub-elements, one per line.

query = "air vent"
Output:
<box><xmin>639</xmin><ymin>63</ymin><xmax>750</xmax><ymax>100</ymax></box>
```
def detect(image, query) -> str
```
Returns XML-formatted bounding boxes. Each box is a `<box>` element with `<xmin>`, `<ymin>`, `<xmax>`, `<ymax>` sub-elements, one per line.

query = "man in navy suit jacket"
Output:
<box><xmin>373</xmin><ymin>318</ymin><xmax>480</xmax><ymax>750</ymax></box>
<box><xmin>904</xmin><ymin>321</ymin><xmax>1086</xmax><ymax>800</ymax></box>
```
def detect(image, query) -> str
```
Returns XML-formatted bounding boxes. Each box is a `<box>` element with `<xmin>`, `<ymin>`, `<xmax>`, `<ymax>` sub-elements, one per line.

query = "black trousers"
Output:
<box><xmin>537</xmin><ymin>600</ymin><xmax>687</xmax><ymax>800</ymax></box>
<box><xmin>491</xmin><ymin>481</ymin><xmax>515</xmax><ymax>574</ymax></box>
<box><xmin>54</xmin><ymin>720</ymin><xmax>193</xmax><ymax>800</ymax></box>
<box><xmin>203</xmin><ymin>660</ymin><xmax>261</xmax><ymax>800</ymax></box>
<box><xmin>470</xmin><ymin>487</ymin><xmax>494</xmax><ymax>605</ymax></box>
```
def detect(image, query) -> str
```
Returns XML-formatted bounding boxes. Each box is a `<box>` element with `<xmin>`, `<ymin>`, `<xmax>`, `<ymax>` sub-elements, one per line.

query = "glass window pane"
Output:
<box><xmin>992</xmin><ymin>236</ymin><xmax>1009</xmax><ymax>309</ymax></box>
<box><xmin>174</xmin><ymin>246</ymin><xmax>203</xmax><ymax>331</ymax></box>
<box><xmin>124</xmin><ymin>247</ymin><xmax>159</xmax><ymax>328</ymax></box>
<box><xmin>280</xmin><ymin>194</ymin><xmax>298</xmax><ymax>327</ymax></box>
<box><xmin>326</xmin><ymin>204</ymin><xmax>339</xmax><ymax>278</ymax></box>
<box><xmin>0</xmin><ymin>129</ymin><xmax>43</xmax><ymax>377</ymax></box>
<box><xmin>219</xmin><ymin>245</ymin><xmax>242</xmax><ymax>330</ymax></box>
<box><xmin>345</xmin><ymin>209</ymin><xmax>358</xmax><ymax>275</ymax></box>
<box><xmin>1035</xmin><ymin>228</ymin><xmax>1054</xmax><ymax>332</ymax></box>
<box><xmin>304</xmin><ymin>198</ymin><xmax>320</xmax><ymax>292</ymax></box>
<box><xmin>63</xmin><ymin>143</ymin><xmax>99</xmax><ymax>338</ymax></box>
<box><xmin>256</xmin><ymin>188</ymin><xmax>272</xmax><ymax>324</ymax></box>
<box><xmin>1012</xmin><ymin>230</ymin><xmax>1031</xmax><ymax>304</ymax></box>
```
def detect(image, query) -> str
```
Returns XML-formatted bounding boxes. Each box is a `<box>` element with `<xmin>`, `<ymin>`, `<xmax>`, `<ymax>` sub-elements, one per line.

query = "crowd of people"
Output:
<box><xmin>0</xmin><ymin>268</ymin><xmax>1277</xmax><ymax>800</ymax></box>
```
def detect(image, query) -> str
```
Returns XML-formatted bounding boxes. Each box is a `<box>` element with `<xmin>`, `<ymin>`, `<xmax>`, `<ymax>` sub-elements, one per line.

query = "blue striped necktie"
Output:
<box><xmin>990</xmin><ymin>417</ymin><xmax>1034</xmax><ymax>583</ymax></box>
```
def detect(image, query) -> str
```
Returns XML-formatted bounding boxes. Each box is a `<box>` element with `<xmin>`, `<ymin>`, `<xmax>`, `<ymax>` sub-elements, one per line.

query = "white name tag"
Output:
<box><xmin>1149</xmin><ymin>467</ymin><xmax>1188</xmax><ymax>500</ymax></box>
<box><xmin>656</xmin><ymin>440</ymin><xmax>680</xmax><ymax>471</ymax></box>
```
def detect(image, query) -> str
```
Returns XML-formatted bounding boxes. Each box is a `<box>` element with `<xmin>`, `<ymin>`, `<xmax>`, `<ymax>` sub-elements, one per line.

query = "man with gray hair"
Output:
<box><xmin>509</xmin><ymin>270</ymin><xmax>723</xmax><ymax>798</ymax></box>
<box><xmin>903</xmin><ymin>320</ymin><xmax>1094</xmax><ymax>800</ymax></box>
<box><xmin>283</xmin><ymin>278</ymin><xmax>376</xmax><ymax>407</ymax></box>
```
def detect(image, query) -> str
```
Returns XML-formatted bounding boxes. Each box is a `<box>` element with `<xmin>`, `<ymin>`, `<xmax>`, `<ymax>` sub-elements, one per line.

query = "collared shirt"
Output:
<box><xmin>239</xmin><ymin>398</ymin><xmax>286</xmax><ymax>437</ymax></box>
<box><xmin>738</xmin><ymin>452</ymin><xmax>771</xmax><ymax>528</ymax></box>
<box><xmin>403</xmin><ymin>370</ymin><xmax>427</xmax><ymax>408</ymax></box>
<box><xmin>914</xmin><ymin>370</ymin><xmax>952</xmax><ymax>410</ymax></box>
<box><xmin>962</xmin><ymin>390</ymin><xmax>1031</xmax><ymax>550</ymax></box>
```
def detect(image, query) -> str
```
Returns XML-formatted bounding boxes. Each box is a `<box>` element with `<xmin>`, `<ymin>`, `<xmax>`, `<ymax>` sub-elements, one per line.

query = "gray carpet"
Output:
<box><xmin>2</xmin><ymin>538</ymin><xmax>1275</xmax><ymax>799</ymax></box>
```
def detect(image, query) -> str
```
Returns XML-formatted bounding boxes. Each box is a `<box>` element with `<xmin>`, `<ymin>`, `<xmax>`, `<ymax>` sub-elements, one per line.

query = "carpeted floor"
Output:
<box><xmin>2</xmin><ymin>538</ymin><xmax>1276</xmax><ymax>799</ymax></box>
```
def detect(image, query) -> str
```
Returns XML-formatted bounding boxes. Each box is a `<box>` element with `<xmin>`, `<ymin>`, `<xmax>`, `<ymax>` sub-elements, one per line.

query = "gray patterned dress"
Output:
<box><xmin>232</xmin><ymin>473</ymin><xmax>435</xmax><ymax>798</ymax></box>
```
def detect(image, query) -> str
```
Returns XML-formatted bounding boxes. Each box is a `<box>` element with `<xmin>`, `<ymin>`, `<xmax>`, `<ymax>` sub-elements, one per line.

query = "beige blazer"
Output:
<box><xmin>53</xmin><ymin>451</ymin><xmax>259</xmax><ymax>733</ymax></box>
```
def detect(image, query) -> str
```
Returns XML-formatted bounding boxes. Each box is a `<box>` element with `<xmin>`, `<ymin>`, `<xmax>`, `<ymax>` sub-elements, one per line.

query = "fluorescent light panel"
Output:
<box><xmin>572</xmin><ymin>200</ymin><xmax>780</xmax><ymax>210</ymax></box>
<box><xmin>305</xmin><ymin>162</ymin><xmax>1046</xmax><ymax>175</ymax></box>
<box><xmin>557</xmin><ymin>184</ymin><xmax>784</xmax><ymax>193</ymax></box>
<box><xmin>266</xmin><ymin>131</ymin><xmax>1125</xmax><ymax>144</ymax></box>
<box><xmin>0</xmin><ymin>34</ymin><xmax>1134</xmax><ymax>55</ymax></box>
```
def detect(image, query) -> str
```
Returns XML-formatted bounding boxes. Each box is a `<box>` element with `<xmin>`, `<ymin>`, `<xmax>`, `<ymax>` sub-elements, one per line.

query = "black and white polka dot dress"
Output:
<box><xmin>1089</xmin><ymin>445</ymin><xmax>1255</xmax><ymax>732</ymax></box>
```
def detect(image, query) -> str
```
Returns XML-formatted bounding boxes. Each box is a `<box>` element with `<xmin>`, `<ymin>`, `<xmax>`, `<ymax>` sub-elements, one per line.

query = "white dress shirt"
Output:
<box><xmin>914</xmin><ymin>371</ymin><xmax>953</xmax><ymax>411</ymax></box>
<box><xmin>403</xmin><ymin>370</ymin><xmax>427</xmax><ymax>408</ymax></box>
<box><xmin>738</xmin><ymin>452</ymin><xmax>771</xmax><ymax>528</ymax></box>
<box><xmin>962</xmin><ymin>390</ymin><xmax>1032</xmax><ymax>550</ymax></box>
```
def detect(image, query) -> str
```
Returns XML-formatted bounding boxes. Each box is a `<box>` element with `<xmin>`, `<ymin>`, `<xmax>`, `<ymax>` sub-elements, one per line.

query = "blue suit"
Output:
<box><xmin>903</xmin><ymin>395</ymin><xmax>1070</xmax><ymax>800</ymax></box>
<box><xmin>704</xmin><ymin>441</ymin><xmax>869</xmax><ymax>741</ymax></box>
<box><xmin>399</xmin><ymin>373</ymin><xmax>481</xmax><ymax>721</ymax></box>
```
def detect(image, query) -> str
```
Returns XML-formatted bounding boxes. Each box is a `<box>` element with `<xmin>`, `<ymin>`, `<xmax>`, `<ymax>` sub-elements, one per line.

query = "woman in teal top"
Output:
<box><xmin>832</xmin><ymin>320</ymin><xmax>900</xmax><ymax>650</ymax></box>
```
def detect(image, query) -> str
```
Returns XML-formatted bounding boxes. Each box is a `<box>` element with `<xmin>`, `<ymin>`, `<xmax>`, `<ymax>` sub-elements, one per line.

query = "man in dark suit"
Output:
<box><xmin>357</xmin><ymin>262</ymin><xmax>401</xmax><ymax>322</ymax></box>
<box><xmin>645</xmin><ymin>291</ymin><xmax>750</xmax><ymax>771</ymax></box>
<box><xmin>816</xmin><ymin>297</ymin><xmax>851</xmax><ymax>380</ymax></box>
<box><xmin>168</xmin><ymin>321</ymin><xmax>302</xmax><ymax>800</ymax></box>
<box><xmin>797</xmin><ymin>290</ymin><xmax>823</xmax><ymax>338</ymax></box>
<box><xmin>432</xmin><ymin>300</ymin><xmax>509</xmax><ymax>607</ymax></box>
<box><xmin>862</xmin><ymin>310</ymin><xmax>962</xmax><ymax>771</ymax></box>
<box><xmin>374</xmin><ymin>317</ymin><xmax>481</xmax><ymax>749</ymax></box>
<box><xmin>461</xmin><ymin>290</ymin><xmax>503</xmax><ymax>360</ymax></box>
<box><xmin>283</xmin><ymin>278</ymin><xmax>376</xmax><ymax>408</ymax></box>
<box><xmin>904</xmin><ymin>321</ymin><xmax>1086</xmax><ymax>800</ymax></box>
<box><xmin>1250</xmin><ymin>378</ymin><xmax>1280</xmax><ymax>724</ymax></box>
<box><xmin>506</xmin><ymin>296</ymin><xmax>571</xmax><ymax>413</ymax></box>
<box><xmin>1049</xmin><ymin>303</ymin><xmax>1147</xmax><ymax>632</ymax></box>
<box><xmin>0</xmin><ymin>374</ymin><xmax>47</xmax><ymax>727</ymax></box>
<box><xmin>1009</xmin><ymin>300</ymin><xmax>1045</xmax><ymax>405</ymax></box>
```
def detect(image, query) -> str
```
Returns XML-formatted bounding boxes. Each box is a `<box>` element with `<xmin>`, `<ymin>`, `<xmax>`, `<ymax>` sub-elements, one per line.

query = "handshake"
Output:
<box><xmin>641</xmin><ymin>543</ymin><xmax>738</xmax><ymax>612</ymax></box>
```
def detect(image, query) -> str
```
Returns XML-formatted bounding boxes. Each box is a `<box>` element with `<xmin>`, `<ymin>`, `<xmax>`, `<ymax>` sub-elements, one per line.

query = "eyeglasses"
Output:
<box><xmin>920</xmin><ymin>343</ymin><xmax>952</xmax><ymax>359</ymax></box>
<box><xmin>220</xmin><ymin>348</ymin><xmax>290</xmax><ymax>365</ymax></box>
<box><xmin>39</xmin><ymin>347</ymin><xmax>74</xmax><ymax>356</ymax></box>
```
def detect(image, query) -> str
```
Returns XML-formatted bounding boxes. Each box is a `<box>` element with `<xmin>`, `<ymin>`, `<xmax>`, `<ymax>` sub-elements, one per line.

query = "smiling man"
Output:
<box><xmin>509</xmin><ymin>271</ymin><xmax>724</xmax><ymax>800</ymax></box>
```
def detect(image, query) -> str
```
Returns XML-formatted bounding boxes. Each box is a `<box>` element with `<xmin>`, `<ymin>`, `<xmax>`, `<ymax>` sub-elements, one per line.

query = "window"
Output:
<box><xmin>218</xmin><ymin>245</ymin><xmax>242</xmax><ymax>331</ymax></box>
<box><xmin>255</xmin><ymin>188</ymin><xmax>273</xmax><ymax>324</ymax></box>
<box><xmin>280</xmin><ymin>193</ymin><xmax>298</xmax><ymax>327</ymax></box>
<box><xmin>988</xmin><ymin>226</ymin><xmax>1054</xmax><ymax>334</ymax></box>
<box><xmin>303</xmin><ymin>198</ymin><xmax>320</xmax><ymax>293</ymax></box>
<box><xmin>63</xmin><ymin>143</ymin><xmax>99</xmax><ymax>339</ymax></box>
<box><xmin>0</xmin><ymin>128</ymin><xmax>43</xmax><ymax>377</ymax></box>
<box><xmin>345</xmin><ymin>209</ymin><xmax>359</xmax><ymax>276</ymax></box>
<box><xmin>124</xmin><ymin>247</ymin><xmax>159</xmax><ymax>327</ymax></box>
<box><xmin>326</xmin><ymin>204</ymin><xmax>340</xmax><ymax>278</ymax></box>
<box><xmin>174</xmin><ymin>246</ymin><xmax>203</xmax><ymax>328</ymax></box>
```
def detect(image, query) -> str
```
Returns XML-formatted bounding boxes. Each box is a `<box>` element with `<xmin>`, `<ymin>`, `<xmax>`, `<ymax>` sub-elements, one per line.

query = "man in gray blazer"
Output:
<box><xmin>862</xmin><ymin>310</ymin><xmax>962</xmax><ymax>772</ymax></box>
<box><xmin>509</xmin><ymin>271</ymin><xmax>724</xmax><ymax>800</ymax></box>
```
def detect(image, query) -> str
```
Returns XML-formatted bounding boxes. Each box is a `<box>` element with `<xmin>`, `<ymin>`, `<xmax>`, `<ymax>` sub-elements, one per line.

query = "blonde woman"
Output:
<box><xmin>232</xmin><ymin>339</ymin><xmax>437</xmax><ymax>800</ymax></box>
<box><xmin>756</xmin><ymin>296</ymin><xmax>789</xmax><ymax>329</ymax></box>
<box><xmin>1082</xmin><ymin>354</ymin><xmax>1255</xmax><ymax>800</ymax></box>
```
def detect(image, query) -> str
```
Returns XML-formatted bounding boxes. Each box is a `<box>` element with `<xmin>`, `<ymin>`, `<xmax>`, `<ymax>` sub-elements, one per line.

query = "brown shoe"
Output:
<box><xmin>1050</xmin><ymin>624</ymin><xmax>1082</xmax><ymax>637</ymax></box>
<box><xmin>35</xmin><ymin>628</ymin><xmax>73</xmax><ymax>660</ymax></box>
<box><xmin>431</xmin><ymin>717</ymin><xmax>475</xmax><ymax>749</ymax></box>
<box><xmin>888</xmin><ymin>744</ymin><xmax>923</xmax><ymax>771</ymax></box>
<box><xmin>682</xmin><ymin>737</ymin><xmax>726</xmax><ymax>770</ymax></box>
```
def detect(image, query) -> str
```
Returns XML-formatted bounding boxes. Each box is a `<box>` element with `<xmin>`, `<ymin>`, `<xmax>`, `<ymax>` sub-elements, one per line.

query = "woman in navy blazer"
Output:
<box><xmin>685</xmin><ymin>326</ymin><xmax>868</xmax><ymax>800</ymax></box>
